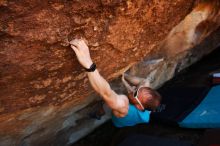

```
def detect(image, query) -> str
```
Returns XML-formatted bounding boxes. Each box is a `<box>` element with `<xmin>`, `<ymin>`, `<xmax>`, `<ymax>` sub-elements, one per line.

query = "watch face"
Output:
<box><xmin>86</xmin><ymin>63</ymin><xmax>96</xmax><ymax>72</ymax></box>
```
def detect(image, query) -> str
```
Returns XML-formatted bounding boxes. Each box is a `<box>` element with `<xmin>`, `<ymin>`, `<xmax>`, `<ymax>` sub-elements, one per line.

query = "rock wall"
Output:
<box><xmin>0</xmin><ymin>0</ymin><xmax>220</xmax><ymax>146</ymax></box>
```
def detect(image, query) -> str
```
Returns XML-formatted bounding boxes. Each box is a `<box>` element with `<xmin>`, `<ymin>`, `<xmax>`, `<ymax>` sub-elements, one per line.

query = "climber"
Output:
<box><xmin>70</xmin><ymin>39</ymin><xmax>161</xmax><ymax>127</ymax></box>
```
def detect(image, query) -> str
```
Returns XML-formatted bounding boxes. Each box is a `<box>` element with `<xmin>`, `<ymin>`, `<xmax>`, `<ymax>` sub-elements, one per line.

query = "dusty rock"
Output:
<box><xmin>0</xmin><ymin>0</ymin><xmax>220</xmax><ymax>146</ymax></box>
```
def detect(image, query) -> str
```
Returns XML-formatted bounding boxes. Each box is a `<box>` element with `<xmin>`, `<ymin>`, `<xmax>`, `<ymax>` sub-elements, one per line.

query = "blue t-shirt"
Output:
<box><xmin>112</xmin><ymin>104</ymin><xmax>151</xmax><ymax>127</ymax></box>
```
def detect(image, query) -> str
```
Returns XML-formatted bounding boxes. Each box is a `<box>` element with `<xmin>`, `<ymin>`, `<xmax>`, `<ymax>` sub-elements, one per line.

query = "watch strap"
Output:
<box><xmin>85</xmin><ymin>63</ymin><xmax>96</xmax><ymax>72</ymax></box>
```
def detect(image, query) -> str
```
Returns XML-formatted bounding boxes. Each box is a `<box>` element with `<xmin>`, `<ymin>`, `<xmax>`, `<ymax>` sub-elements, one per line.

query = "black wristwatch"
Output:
<box><xmin>85</xmin><ymin>63</ymin><xmax>96</xmax><ymax>72</ymax></box>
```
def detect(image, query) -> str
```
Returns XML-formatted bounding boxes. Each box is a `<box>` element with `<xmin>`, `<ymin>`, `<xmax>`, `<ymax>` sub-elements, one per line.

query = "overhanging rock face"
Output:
<box><xmin>0</xmin><ymin>0</ymin><xmax>220</xmax><ymax>146</ymax></box>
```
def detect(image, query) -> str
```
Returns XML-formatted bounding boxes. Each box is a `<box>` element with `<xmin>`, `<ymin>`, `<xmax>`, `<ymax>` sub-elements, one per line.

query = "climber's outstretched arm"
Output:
<box><xmin>70</xmin><ymin>39</ymin><xmax>129</xmax><ymax>117</ymax></box>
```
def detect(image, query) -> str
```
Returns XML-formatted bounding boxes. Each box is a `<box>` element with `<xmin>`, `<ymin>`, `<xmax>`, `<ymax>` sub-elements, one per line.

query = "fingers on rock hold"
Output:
<box><xmin>71</xmin><ymin>45</ymin><xmax>78</xmax><ymax>52</ymax></box>
<box><xmin>70</xmin><ymin>39</ymin><xmax>80</xmax><ymax>46</ymax></box>
<box><xmin>70</xmin><ymin>38</ymin><xmax>88</xmax><ymax>46</ymax></box>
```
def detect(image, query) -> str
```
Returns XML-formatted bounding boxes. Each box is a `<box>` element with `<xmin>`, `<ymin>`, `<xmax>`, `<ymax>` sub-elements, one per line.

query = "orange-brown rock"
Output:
<box><xmin>0</xmin><ymin>0</ymin><xmax>220</xmax><ymax>145</ymax></box>
<box><xmin>0</xmin><ymin>0</ymin><xmax>196</xmax><ymax>114</ymax></box>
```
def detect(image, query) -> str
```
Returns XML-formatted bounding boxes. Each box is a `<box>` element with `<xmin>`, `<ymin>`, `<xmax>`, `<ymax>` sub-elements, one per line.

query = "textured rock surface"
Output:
<box><xmin>0</xmin><ymin>0</ymin><xmax>220</xmax><ymax>146</ymax></box>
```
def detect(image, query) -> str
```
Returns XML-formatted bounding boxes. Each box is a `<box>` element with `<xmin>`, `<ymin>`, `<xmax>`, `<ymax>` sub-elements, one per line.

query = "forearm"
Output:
<box><xmin>87</xmin><ymin>70</ymin><xmax>115</xmax><ymax>102</ymax></box>
<box><xmin>122</xmin><ymin>76</ymin><xmax>135</xmax><ymax>93</ymax></box>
